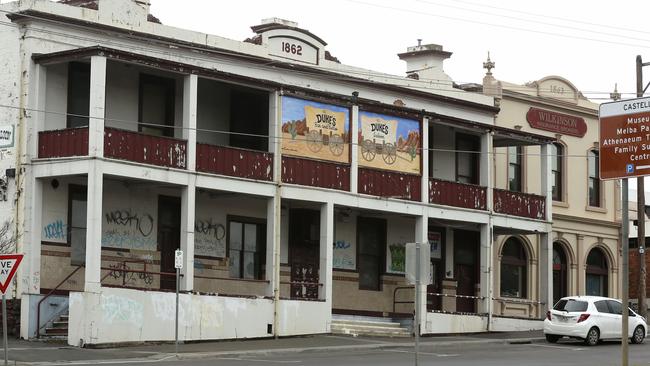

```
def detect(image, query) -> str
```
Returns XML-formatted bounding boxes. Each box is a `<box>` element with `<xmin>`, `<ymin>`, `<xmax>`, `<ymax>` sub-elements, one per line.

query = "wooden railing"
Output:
<box><xmin>281</xmin><ymin>156</ymin><xmax>350</xmax><ymax>191</ymax></box>
<box><xmin>358</xmin><ymin>168</ymin><xmax>421</xmax><ymax>201</ymax></box>
<box><xmin>104</xmin><ymin>127</ymin><xmax>187</xmax><ymax>169</ymax></box>
<box><xmin>196</xmin><ymin>143</ymin><xmax>274</xmax><ymax>181</ymax></box>
<box><xmin>493</xmin><ymin>188</ymin><xmax>546</xmax><ymax>220</ymax></box>
<box><xmin>38</xmin><ymin>127</ymin><xmax>89</xmax><ymax>158</ymax></box>
<box><xmin>429</xmin><ymin>178</ymin><xmax>487</xmax><ymax>210</ymax></box>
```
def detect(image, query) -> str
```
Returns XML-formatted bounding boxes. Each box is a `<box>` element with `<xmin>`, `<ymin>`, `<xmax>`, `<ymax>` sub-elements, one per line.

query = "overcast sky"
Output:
<box><xmin>149</xmin><ymin>0</ymin><xmax>650</xmax><ymax>103</ymax></box>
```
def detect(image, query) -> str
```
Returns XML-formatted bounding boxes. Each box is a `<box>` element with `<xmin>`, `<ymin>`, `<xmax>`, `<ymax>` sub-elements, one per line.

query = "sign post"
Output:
<box><xmin>405</xmin><ymin>243</ymin><xmax>430</xmax><ymax>366</ymax></box>
<box><xmin>174</xmin><ymin>249</ymin><xmax>183</xmax><ymax>356</ymax></box>
<box><xmin>599</xmin><ymin>97</ymin><xmax>650</xmax><ymax>366</ymax></box>
<box><xmin>0</xmin><ymin>254</ymin><xmax>23</xmax><ymax>366</ymax></box>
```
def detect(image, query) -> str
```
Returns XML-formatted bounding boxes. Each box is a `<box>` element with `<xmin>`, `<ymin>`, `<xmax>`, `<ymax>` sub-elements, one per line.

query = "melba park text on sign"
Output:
<box><xmin>600</xmin><ymin>97</ymin><xmax>650</xmax><ymax>180</ymax></box>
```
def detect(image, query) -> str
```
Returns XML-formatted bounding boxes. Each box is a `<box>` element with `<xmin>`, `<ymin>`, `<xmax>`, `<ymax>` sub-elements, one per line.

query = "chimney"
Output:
<box><xmin>98</xmin><ymin>0</ymin><xmax>151</xmax><ymax>27</ymax></box>
<box><xmin>398</xmin><ymin>41</ymin><xmax>452</xmax><ymax>82</ymax></box>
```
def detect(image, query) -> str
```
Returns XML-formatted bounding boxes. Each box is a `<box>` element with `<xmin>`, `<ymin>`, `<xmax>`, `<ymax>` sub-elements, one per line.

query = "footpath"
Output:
<box><xmin>6</xmin><ymin>330</ymin><xmax>544</xmax><ymax>365</ymax></box>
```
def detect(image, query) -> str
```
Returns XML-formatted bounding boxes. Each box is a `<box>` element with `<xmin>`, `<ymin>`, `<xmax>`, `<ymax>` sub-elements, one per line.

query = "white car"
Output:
<box><xmin>544</xmin><ymin>296</ymin><xmax>647</xmax><ymax>346</ymax></box>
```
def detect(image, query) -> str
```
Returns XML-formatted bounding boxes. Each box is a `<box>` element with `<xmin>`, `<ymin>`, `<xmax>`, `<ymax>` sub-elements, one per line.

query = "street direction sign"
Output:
<box><xmin>600</xmin><ymin>97</ymin><xmax>650</xmax><ymax>180</ymax></box>
<box><xmin>0</xmin><ymin>254</ymin><xmax>23</xmax><ymax>294</ymax></box>
<box><xmin>174</xmin><ymin>250</ymin><xmax>183</xmax><ymax>269</ymax></box>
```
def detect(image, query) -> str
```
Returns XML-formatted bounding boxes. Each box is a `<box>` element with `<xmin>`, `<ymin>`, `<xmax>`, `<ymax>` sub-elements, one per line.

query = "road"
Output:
<box><xmin>24</xmin><ymin>339</ymin><xmax>650</xmax><ymax>366</ymax></box>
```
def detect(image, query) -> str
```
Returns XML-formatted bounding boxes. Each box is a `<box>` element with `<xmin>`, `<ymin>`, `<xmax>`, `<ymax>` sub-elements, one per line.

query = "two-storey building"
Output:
<box><xmin>1</xmin><ymin>0</ymin><xmax>554</xmax><ymax>345</ymax></box>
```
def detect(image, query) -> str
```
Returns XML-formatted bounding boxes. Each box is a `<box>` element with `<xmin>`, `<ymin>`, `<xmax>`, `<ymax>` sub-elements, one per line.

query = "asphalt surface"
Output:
<box><xmin>8</xmin><ymin>331</ymin><xmax>648</xmax><ymax>365</ymax></box>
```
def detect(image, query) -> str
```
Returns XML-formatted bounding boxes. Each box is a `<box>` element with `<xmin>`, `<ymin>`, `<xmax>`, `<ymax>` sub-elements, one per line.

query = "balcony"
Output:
<box><xmin>38</xmin><ymin>127</ymin><xmax>89</xmax><ymax>158</ymax></box>
<box><xmin>104</xmin><ymin>128</ymin><xmax>187</xmax><ymax>169</ymax></box>
<box><xmin>282</xmin><ymin>156</ymin><xmax>350</xmax><ymax>191</ymax></box>
<box><xmin>358</xmin><ymin>168</ymin><xmax>421</xmax><ymax>201</ymax></box>
<box><xmin>493</xmin><ymin>188</ymin><xmax>546</xmax><ymax>220</ymax></box>
<box><xmin>429</xmin><ymin>178</ymin><xmax>487</xmax><ymax>210</ymax></box>
<box><xmin>196</xmin><ymin>143</ymin><xmax>273</xmax><ymax>181</ymax></box>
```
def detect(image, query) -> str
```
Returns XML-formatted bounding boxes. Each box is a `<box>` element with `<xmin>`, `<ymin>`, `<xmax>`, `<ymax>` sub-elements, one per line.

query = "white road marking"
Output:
<box><xmin>217</xmin><ymin>357</ymin><xmax>302</xmax><ymax>364</ymax></box>
<box><xmin>21</xmin><ymin>354</ymin><xmax>177</xmax><ymax>366</ymax></box>
<box><xmin>382</xmin><ymin>349</ymin><xmax>459</xmax><ymax>357</ymax></box>
<box><xmin>528</xmin><ymin>344</ymin><xmax>585</xmax><ymax>351</ymax></box>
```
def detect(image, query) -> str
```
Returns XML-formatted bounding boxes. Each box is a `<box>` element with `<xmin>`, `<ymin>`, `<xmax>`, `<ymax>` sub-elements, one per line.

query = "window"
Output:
<box><xmin>67</xmin><ymin>62</ymin><xmax>90</xmax><ymax>128</ymax></box>
<box><xmin>228</xmin><ymin>218</ymin><xmax>266</xmax><ymax>280</ymax></box>
<box><xmin>586</xmin><ymin>248</ymin><xmax>608</xmax><ymax>297</ymax></box>
<box><xmin>508</xmin><ymin>146</ymin><xmax>523</xmax><ymax>192</ymax></box>
<box><xmin>606</xmin><ymin>300</ymin><xmax>622</xmax><ymax>315</ymax></box>
<box><xmin>588</xmin><ymin>150</ymin><xmax>601</xmax><ymax>207</ymax></box>
<box><xmin>553</xmin><ymin>299</ymin><xmax>587</xmax><ymax>312</ymax></box>
<box><xmin>456</xmin><ymin>134</ymin><xmax>480</xmax><ymax>185</ymax></box>
<box><xmin>551</xmin><ymin>143</ymin><xmax>563</xmax><ymax>201</ymax></box>
<box><xmin>500</xmin><ymin>237</ymin><xmax>527</xmax><ymax>298</ymax></box>
<box><xmin>67</xmin><ymin>185</ymin><xmax>87</xmax><ymax>266</ymax></box>
<box><xmin>594</xmin><ymin>300</ymin><xmax>609</xmax><ymax>313</ymax></box>
<box><xmin>139</xmin><ymin>74</ymin><xmax>176</xmax><ymax>137</ymax></box>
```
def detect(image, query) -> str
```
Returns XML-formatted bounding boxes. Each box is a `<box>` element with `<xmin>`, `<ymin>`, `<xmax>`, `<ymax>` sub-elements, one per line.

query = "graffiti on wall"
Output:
<box><xmin>102</xmin><ymin>209</ymin><xmax>156</xmax><ymax>250</ymax></box>
<box><xmin>388</xmin><ymin>243</ymin><xmax>406</xmax><ymax>273</ymax></box>
<box><xmin>43</xmin><ymin>220</ymin><xmax>66</xmax><ymax>241</ymax></box>
<box><xmin>101</xmin><ymin>294</ymin><xmax>144</xmax><ymax>325</ymax></box>
<box><xmin>194</xmin><ymin>218</ymin><xmax>226</xmax><ymax>257</ymax></box>
<box><xmin>332</xmin><ymin>240</ymin><xmax>355</xmax><ymax>270</ymax></box>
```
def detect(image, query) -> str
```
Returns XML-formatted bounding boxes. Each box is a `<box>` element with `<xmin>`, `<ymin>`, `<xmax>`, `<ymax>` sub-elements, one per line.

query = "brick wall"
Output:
<box><xmin>0</xmin><ymin>299</ymin><xmax>20</xmax><ymax>337</ymax></box>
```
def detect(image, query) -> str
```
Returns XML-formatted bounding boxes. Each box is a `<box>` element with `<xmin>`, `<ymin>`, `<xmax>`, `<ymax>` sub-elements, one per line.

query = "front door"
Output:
<box><xmin>427</xmin><ymin>228</ymin><xmax>444</xmax><ymax>311</ymax></box>
<box><xmin>289</xmin><ymin>209</ymin><xmax>320</xmax><ymax>299</ymax></box>
<box><xmin>454</xmin><ymin>230</ymin><xmax>478</xmax><ymax>313</ymax></box>
<box><xmin>158</xmin><ymin>195</ymin><xmax>181</xmax><ymax>291</ymax></box>
<box><xmin>357</xmin><ymin>217</ymin><xmax>386</xmax><ymax>291</ymax></box>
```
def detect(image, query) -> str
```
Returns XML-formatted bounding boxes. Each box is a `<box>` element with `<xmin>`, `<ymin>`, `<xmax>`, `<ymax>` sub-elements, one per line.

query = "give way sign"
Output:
<box><xmin>0</xmin><ymin>254</ymin><xmax>22</xmax><ymax>294</ymax></box>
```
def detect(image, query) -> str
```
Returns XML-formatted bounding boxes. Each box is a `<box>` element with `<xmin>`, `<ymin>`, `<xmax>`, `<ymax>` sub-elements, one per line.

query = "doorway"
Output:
<box><xmin>289</xmin><ymin>209</ymin><xmax>320</xmax><ymax>299</ymax></box>
<box><xmin>552</xmin><ymin>242</ymin><xmax>568</xmax><ymax>305</ymax></box>
<box><xmin>454</xmin><ymin>230</ymin><xmax>479</xmax><ymax>313</ymax></box>
<box><xmin>427</xmin><ymin>228</ymin><xmax>445</xmax><ymax>311</ymax></box>
<box><xmin>357</xmin><ymin>217</ymin><xmax>386</xmax><ymax>291</ymax></box>
<box><xmin>158</xmin><ymin>195</ymin><xmax>181</xmax><ymax>291</ymax></box>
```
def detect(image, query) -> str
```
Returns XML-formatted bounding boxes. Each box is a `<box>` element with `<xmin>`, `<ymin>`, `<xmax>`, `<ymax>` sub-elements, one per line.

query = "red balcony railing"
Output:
<box><xmin>358</xmin><ymin>168</ymin><xmax>421</xmax><ymax>201</ymax></box>
<box><xmin>38</xmin><ymin>127</ymin><xmax>89</xmax><ymax>158</ymax></box>
<box><xmin>104</xmin><ymin>127</ymin><xmax>187</xmax><ymax>169</ymax></box>
<box><xmin>429</xmin><ymin>178</ymin><xmax>487</xmax><ymax>210</ymax></box>
<box><xmin>493</xmin><ymin>188</ymin><xmax>546</xmax><ymax>220</ymax></box>
<box><xmin>196</xmin><ymin>143</ymin><xmax>273</xmax><ymax>181</ymax></box>
<box><xmin>282</xmin><ymin>156</ymin><xmax>350</xmax><ymax>191</ymax></box>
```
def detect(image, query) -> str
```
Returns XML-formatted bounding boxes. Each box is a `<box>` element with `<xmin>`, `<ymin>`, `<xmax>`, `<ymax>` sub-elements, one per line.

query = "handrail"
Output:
<box><xmin>393</xmin><ymin>286</ymin><xmax>415</xmax><ymax>313</ymax></box>
<box><xmin>193</xmin><ymin>274</ymin><xmax>270</xmax><ymax>283</ymax></box>
<box><xmin>36</xmin><ymin>265</ymin><xmax>83</xmax><ymax>338</ymax></box>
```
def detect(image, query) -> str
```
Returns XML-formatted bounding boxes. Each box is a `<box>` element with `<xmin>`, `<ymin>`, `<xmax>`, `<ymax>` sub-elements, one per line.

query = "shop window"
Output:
<box><xmin>139</xmin><ymin>74</ymin><xmax>176</xmax><ymax>137</ymax></box>
<box><xmin>500</xmin><ymin>237</ymin><xmax>527</xmax><ymax>298</ymax></box>
<box><xmin>508</xmin><ymin>146</ymin><xmax>523</xmax><ymax>192</ymax></box>
<box><xmin>456</xmin><ymin>133</ymin><xmax>480</xmax><ymax>185</ymax></box>
<box><xmin>67</xmin><ymin>184</ymin><xmax>87</xmax><ymax>266</ymax></box>
<box><xmin>228</xmin><ymin>218</ymin><xmax>266</xmax><ymax>280</ymax></box>
<box><xmin>586</xmin><ymin>248</ymin><xmax>608</xmax><ymax>297</ymax></box>
<box><xmin>588</xmin><ymin>150</ymin><xmax>601</xmax><ymax>207</ymax></box>
<box><xmin>67</xmin><ymin>62</ymin><xmax>90</xmax><ymax>128</ymax></box>
<box><xmin>551</xmin><ymin>143</ymin><xmax>564</xmax><ymax>201</ymax></box>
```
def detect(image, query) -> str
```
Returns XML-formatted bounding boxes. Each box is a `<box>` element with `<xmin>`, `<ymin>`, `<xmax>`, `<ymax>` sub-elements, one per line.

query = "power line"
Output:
<box><xmin>0</xmin><ymin>10</ymin><xmax>642</xmax><ymax>99</ymax></box>
<box><xmin>0</xmin><ymin>102</ymin><xmax>603</xmax><ymax>158</ymax></box>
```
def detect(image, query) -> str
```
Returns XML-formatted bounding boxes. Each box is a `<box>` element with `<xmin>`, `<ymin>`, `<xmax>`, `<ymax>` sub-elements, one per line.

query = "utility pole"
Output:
<box><xmin>637</xmin><ymin>55</ymin><xmax>650</xmax><ymax>320</ymax></box>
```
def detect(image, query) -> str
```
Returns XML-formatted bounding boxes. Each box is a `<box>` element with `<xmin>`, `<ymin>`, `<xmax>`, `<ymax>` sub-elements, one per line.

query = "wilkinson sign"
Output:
<box><xmin>526</xmin><ymin>108</ymin><xmax>587</xmax><ymax>137</ymax></box>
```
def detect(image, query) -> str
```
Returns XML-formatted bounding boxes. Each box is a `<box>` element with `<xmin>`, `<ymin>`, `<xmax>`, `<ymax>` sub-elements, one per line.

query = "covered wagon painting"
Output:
<box><xmin>281</xmin><ymin>97</ymin><xmax>350</xmax><ymax>164</ymax></box>
<box><xmin>358</xmin><ymin>111</ymin><xmax>421</xmax><ymax>174</ymax></box>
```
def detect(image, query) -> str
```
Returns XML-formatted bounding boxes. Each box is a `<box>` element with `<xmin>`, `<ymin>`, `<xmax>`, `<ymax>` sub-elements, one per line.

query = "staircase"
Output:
<box><xmin>43</xmin><ymin>313</ymin><xmax>68</xmax><ymax>339</ymax></box>
<box><xmin>331</xmin><ymin>316</ymin><xmax>411</xmax><ymax>337</ymax></box>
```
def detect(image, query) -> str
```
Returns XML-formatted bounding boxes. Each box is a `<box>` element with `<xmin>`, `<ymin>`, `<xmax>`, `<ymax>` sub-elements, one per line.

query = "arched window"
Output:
<box><xmin>586</xmin><ymin>248</ymin><xmax>608</xmax><ymax>297</ymax></box>
<box><xmin>500</xmin><ymin>237</ymin><xmax>528</xmax><ymax>298</ymax></box>
<box><xmin>553</xmin><ymin>243</ymin><xmax>568</xmax><ymax>304</ymax></box>
<box><xmin>588</xmin><ymin>150</ymin><xmax>600</xmax><ymax>207</ymax></box>
<box><xmin>550</xmin><ymin>143</ymin><xmax>564</xmax><ymax>201</ymax></box>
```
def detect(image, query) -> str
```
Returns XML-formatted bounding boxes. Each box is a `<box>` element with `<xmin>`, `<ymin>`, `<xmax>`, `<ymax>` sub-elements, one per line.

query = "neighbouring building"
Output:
<box><xmin>0</xmin><ymin>0</ymin><xmax>556</xmax><ymax>345</ymax></box>
<box><xmin>462</xmin><ymin>57</ymin><xmax>622</xmax><ymax>317</ymax></box>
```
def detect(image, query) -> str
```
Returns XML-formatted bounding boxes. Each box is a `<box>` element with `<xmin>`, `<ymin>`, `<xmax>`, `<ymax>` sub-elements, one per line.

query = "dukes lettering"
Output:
<box><xmin>371</xmin><ymin>123</ymin><xmax>389</xmax><ymax>135</ymax></box>
<box><xmin>316</xmin><ymin>114</ymin><xmax>336</xmax><ymax>126</ymax></box>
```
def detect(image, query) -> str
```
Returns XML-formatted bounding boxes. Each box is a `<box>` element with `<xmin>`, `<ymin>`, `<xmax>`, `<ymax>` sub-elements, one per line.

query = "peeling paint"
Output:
<box><xmin>493</xmin><ymin>188</ymin><xmax>545</xmax><ymax>220</ymax></box>
<box><xmin>429</xmin><ymin>178</ymin><xmax>487</xmax><ymax>210</ymax></box>
<box><xmin>196</xmin><ymin>143</ymin><xmax>273</xmax><ymax>181</ymax></box>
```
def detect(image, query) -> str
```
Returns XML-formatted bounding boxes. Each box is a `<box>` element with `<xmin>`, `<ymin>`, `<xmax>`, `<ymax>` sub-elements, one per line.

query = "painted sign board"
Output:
<box><xmin>0</xmin><ymin>126</ymin><xmax>14</xmax><ymax>148</ymax></box>
<box><xmin>599</xmin><ymin>97</ymin><xmax>650</xmax><ymax>180</ymax></box>
<box><xmin>0</xmin><ymin>254</ymin><xmax>23</xmax><ymax>294</ymax></box>
<box><xmin>526</xmin><ymin>108</ymin><xmax>587</xmax><ymax>137</ymax></box>
<box><xmin>358</xmin><ymin>111</ymin><xmax>421</xmax><ymax>174</ymax></box>
<box><xmin>281</xmin><ymin>96</ymin><xmax>350</xmax><ymax>164</ymax></box>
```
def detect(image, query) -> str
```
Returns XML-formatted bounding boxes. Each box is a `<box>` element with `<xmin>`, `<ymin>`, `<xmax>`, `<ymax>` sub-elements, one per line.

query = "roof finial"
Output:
<box><xmin>417</xmin><ymin>38</ymin><xmax>422</xmax><ymax>47</ymax></box>
<box><xmin>610</xmin><ymin>83</ymin><xmax>621</xmax><ymax>101</ymax></box>
<box><xmin>483</xmin><ymin>51</ymin><xmax>495</xmax><ymax>75</ymax></box>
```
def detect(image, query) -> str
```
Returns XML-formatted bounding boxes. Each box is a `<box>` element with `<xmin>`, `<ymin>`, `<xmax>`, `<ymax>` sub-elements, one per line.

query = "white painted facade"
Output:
<box><xmin>0</xmin><ymin>0</ymin><xmax>556</xmax><ymax>344</ymax></box>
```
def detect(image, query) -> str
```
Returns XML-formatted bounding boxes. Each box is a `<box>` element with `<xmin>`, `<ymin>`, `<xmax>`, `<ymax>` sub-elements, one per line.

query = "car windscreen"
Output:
<box><xmin>553</xmin><ymin>299</ymin><xmax>588</xmax><ymax>312</ymax></box>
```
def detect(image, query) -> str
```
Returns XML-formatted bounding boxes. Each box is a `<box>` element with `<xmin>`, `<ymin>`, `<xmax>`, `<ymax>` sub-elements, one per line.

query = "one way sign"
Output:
<box><xmin>0</xmin><ymin>254</ymin><xmax>22</xmax><ymax>294</ymax></box>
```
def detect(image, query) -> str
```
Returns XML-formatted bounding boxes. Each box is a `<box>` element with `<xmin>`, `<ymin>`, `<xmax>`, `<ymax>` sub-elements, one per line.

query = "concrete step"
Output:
<box><xmin>332</xmin><ymin>319</ymin><xmax>402</xmax><ymax>328</ymax></box>
<box><xmin>44</xmin><ymin>327</ymin><xmax>68</xmax><ymax>335</ymax></box>
<box><xmin>331</xmin><ymin>319</ymin><xmax>411</xmax><ymax>337</ymax></box>
<box><xmin>51</xmin><ymin>320</ymin><xmax>68</xmax><ymax>328</ymax></box>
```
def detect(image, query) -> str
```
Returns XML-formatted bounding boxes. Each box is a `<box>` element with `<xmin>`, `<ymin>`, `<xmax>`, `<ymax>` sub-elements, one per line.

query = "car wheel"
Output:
<box><xmin>545</xmin><ymin>334</ymin><xmax>561</xmax><ymax>343</ymax></box>
<box><xmin>631</xmin><ymin>326</ymin><xmax>645</xmax><ymax>344</ymax></box>
<box><xmin>584</xmin><ymin>327</ymin><xmax>599</xmax><ymax>346</ymax></box>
